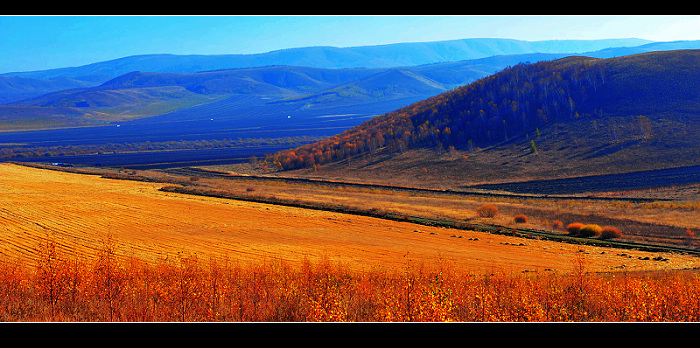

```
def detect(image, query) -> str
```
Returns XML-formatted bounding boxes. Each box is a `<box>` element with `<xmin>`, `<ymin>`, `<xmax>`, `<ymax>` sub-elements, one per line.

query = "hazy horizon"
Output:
<box><xmin>1</xmin><ymin>15</ymin><xmax>699</xmax><ymax>74</ymax></box>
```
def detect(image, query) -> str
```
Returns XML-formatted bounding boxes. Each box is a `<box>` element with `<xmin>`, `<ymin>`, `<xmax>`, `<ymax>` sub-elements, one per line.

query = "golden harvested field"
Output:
<box><xmin>1</xmin><ymin>162</ymin><xmax>699</xmax><ymax>275</ymax></box>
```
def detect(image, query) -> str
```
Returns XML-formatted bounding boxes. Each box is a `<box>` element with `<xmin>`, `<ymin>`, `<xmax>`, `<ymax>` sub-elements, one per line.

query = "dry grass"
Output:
<box><xmin>5</xmin><ymin>240</ymin><xmax>700</xmax><ymax>322</ymax></box>
<box><xmin>185</xmin><ymin>164</ymin><xmax>700</xmax><ymax>249</ymax></box>
<box><xmin>2</xmin><ymin>163</ymin><xmax>700</xmax><ymax>276</ymax></box>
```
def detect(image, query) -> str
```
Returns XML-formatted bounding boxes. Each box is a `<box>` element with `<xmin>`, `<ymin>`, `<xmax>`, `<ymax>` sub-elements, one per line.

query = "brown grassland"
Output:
<box><xmin>2</xmin><ymin>162</ymin><xmax>700</xmax><ymax>322</ymax></box>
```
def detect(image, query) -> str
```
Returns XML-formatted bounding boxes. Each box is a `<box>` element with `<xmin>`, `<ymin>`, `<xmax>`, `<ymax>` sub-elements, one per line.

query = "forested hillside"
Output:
<box><xmin>268</xmin><ymin>50</ymin><xmax>700</xmax><ymax>174</ymax></box>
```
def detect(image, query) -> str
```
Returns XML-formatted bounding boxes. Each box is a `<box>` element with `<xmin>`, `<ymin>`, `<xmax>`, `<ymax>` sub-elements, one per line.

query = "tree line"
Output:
<box><xmin>0</xmin><ymin>136</ymin><xmax>326</xmax><ymax>160</ymax></box>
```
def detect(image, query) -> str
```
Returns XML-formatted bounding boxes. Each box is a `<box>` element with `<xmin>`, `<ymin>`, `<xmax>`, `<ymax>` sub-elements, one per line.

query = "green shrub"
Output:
<box><xmin>579</xmin><ymin>224</ymin><xmax>603</xmax><ymax>238</ymax></box>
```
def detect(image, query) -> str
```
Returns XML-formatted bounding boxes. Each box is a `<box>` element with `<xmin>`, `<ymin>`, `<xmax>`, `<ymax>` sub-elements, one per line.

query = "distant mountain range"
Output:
<box><xmin>0</xmin><ymin>37</ymin><xmax>684</xmax><ymax>104</ymax></box>
<box><xmin>2</xmin><ymin>37</ymin><xmax>700</xmax><ymax>135</ymax></box>
<box><xmin>2</xmin><ymin>37</ymin><xmax>654</xmax><ymax>80</ymax></box>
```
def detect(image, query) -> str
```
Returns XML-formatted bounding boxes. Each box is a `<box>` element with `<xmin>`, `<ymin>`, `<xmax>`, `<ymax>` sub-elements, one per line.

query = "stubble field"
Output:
<box><xmin>1</xmin><ymin>162</ymin><xmax>698</xmax><ymax>275</ymax></box>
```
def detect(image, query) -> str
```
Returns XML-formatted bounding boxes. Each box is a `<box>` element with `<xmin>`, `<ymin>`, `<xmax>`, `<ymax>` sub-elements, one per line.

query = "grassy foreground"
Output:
<box><xmin>2</xmin><ymin>162</ymin><xmax>700</xmax><ymax>322</ymax></box>
<box><xmin>2</xmin><ymin>238</ymin><xmax>699</xmax><ymax>322</ymax></box>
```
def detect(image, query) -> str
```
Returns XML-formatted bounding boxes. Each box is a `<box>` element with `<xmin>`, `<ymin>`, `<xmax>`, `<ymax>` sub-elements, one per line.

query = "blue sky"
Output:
<box><xmin>1</xmin><ymin>15</ymin><xmax>699</xmax><ymax>74</ymax></box>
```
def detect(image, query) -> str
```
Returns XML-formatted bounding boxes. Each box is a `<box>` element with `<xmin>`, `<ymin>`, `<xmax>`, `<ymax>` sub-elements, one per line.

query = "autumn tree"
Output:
<box><xmin>35</xmin><ymin>238</ymin><xmax>68</xmax><ymax>320</ymax></box>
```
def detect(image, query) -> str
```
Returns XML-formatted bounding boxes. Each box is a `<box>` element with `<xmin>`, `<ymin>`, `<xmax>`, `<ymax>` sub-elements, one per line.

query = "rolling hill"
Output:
<box><xmin>0</xmin><ymin>75</ymin><xmax>95</xmax><ymax>104</ymax></box>
<box><xmin>0</xmin><ymin>38</ymin><xmax>660</xmax><ymax>107</ymax></box>
<box><xmin>0</xmin><ymin>54</ymin><xmax>567</xmax><ymax>131</ymax></box>
<box><xmin>269</xmin><ymin>50</ymin><xmax>700</xmax><ymax>188</ymax></box>
<box><xmin>2</xmin><ymin>38</ymin><xmax>698</xmax><ymax>135</ymax></box>
<box><xmin>1</xmin><ymin>66</ymin><xmax>382</xmax><ymax>127</ymax></box>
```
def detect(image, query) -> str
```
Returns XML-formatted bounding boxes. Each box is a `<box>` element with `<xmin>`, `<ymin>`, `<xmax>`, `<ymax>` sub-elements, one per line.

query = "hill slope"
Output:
<box><xmin>3</xmin><ymin>66</ymin><xmax>385</xmax><ymax>126</ymax></box>
<box><xmin>268</xmin><ymin>50</ymin><xmax>700</xmax><ymax>188</ymax></box>
<box><xmin>0</xmin><ymin>76</ymin><xmax>95</xmax><ymax>104</ymax></box>
<box><xmin>0</xmin><ymin>55</ymin><xmax>566</xmax><ymax>131</ymax></box>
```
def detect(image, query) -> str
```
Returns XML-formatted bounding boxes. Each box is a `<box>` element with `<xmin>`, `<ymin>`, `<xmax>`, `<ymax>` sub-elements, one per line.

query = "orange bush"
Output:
<box><xmin>514</xmin><ymin>214</ymin><xmax>527</xmax><ymax>223</ymax></box>
<box><xmin>552</xmin><ymin>220</ymin><xmax>564</xmax><ymax>230</ymax></box>
<box><xmin>566</xmin><ymin>222</ymin><xmax>585</xmax><ymax>236</ymax></box>
<box><xmin>600</xmin><ymin>226</ymin><xmax>622</xmax><ymax>240</ymax></box>
<box><xmin>476</xmin><ymin>204</ymin><xmax>498</xmax><ymax>218</ymax></box>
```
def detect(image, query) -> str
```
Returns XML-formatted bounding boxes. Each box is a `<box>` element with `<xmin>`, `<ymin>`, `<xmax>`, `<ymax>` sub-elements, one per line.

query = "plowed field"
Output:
<box><xmin>1</xmin><ymin>162</ymin><xmax>699</xmax><ymax>274</ymax></box>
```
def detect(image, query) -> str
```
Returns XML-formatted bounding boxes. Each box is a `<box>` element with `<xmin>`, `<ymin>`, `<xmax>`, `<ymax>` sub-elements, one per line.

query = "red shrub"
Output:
<box><xmin>566</xmin><ymin>223</ymin><xmax>585</xmax><ymax>236</ymax></box>
<box><xmin>600</xmin><ymin>226</ymin><xmax>622</xmax><ymax>240</ymax></box>
<box><xmin>552</xmin><ymin>220</ymin><xmax>564</xmax><ymax>230</ymax></box>
<box><xmin>514</xmin><ymin>214</ymin><xmax>527</xmax><ymax>223</ymax></box>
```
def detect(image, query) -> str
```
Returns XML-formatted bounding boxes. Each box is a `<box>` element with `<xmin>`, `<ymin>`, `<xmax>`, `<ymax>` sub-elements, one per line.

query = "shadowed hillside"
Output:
<box><xmin>268</xmin><ymin>50</ymin><xmax>700</xmax><ymax>188</ymax></box>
